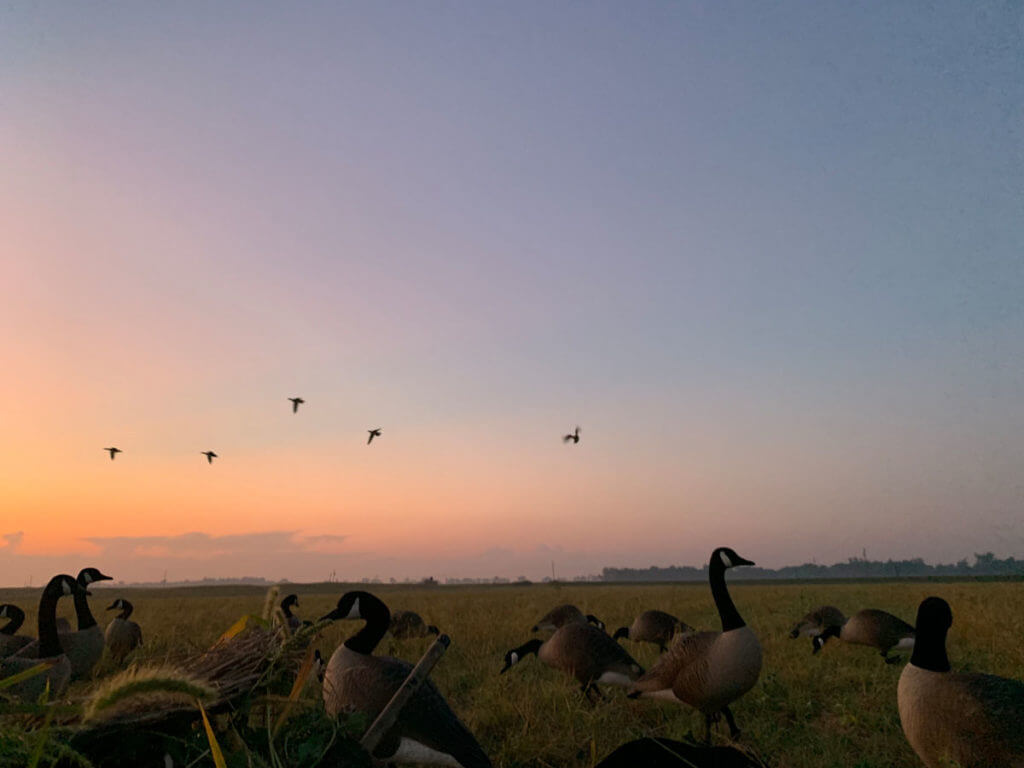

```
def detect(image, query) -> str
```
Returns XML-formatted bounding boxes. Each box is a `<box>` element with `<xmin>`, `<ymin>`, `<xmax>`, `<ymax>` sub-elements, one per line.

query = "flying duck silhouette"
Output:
<box><xmin>289</xmin><ymin>397</ymin><xmax>305</xmax><ymax>413</ymax></box>
<box><xmin>563</xmin><ymin>426</ymin><xmax>581</xmax><ymax>444</ymax></box>
<box><xmin>201</xmin><ymin>451</ymin><xmax>218</xmax><ymax>464</ymax></box>
<box><xmin>367</xmin><ymin>428</ymin><xmax>382</xmax><ymax>445</ymax></box>
<box><xmin>104</xmin><ymin>447</ymin><xmax>122</xmax><ymax>460</ymax></box>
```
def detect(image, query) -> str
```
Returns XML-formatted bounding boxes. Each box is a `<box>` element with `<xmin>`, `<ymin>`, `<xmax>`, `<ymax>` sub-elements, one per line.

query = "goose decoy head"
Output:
<box><xmin>78</xmin><ymin>567</ymin><xmax>113</xmax><ymax>594</ymax></box>
<box><xmin>106</xmin><ymin>598</ymin><xmax>127</xmax><ymax>611</ymax></box>
<box><xmin>915</xmin><ymin>596</ymin><xmax>953</xmax><ymax>635</ymax></box>
<box><xmin>613</xmin><ymin>626</ymin><xmax>630</xmax><ymax>641</ymax></box>
<box><xmin>320</xmin><ymin>590</ymin><xmax>372</xmax><ymax>622</ymax></box>
<box><xmin>47</xmin><ymin>573</ymin><xmax>87</xmax><ymax>598</ymax></box>
<box><xmin>711</xmin><ymin>547</ymin><xmax>755</xmax><ymax>570</ymax></box>
<box><xmin>500</xmin><ymin>638</ymin><xmax>542</xmax><ymax>674</ymax></box>
<box><xmin>586</xmin><ymin>614</ymin><xmax>605</xmax><ymax>631</ymax></box>
<box><xmin>281</xmin><ymin>594</ymin><xmax>299</xmax><ymax>609</ymax></box>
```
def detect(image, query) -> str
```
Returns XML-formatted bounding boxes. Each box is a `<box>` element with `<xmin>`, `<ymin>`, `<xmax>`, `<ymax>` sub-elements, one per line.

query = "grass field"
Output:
<box><xmin>2</xmin><ymin>579</ymin><xmax>1023</xmax><ymax>767</ymax></box>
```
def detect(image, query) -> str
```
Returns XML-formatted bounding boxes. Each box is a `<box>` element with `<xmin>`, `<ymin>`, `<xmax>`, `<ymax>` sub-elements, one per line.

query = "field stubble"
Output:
<box><xmin>2</xmin><ymin>580</ymin><xmax>1022</xmax><ymax>767</ymax></box>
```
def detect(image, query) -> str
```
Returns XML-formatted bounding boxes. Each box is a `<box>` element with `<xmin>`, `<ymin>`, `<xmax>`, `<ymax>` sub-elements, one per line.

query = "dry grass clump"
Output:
<box><xmin>81</xmin><ymin>665</ymin><xmax>215</xmax><ymax>722</ymax></box>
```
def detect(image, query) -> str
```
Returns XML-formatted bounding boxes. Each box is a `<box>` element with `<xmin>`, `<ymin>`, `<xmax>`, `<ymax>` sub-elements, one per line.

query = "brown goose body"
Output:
<box><xmin>615</xmin><ymin>610</ymin><xmax>693</xmax><ymax>652</ymax></box>
<box><xmin>321</xmin><ymin>591</ymin><xmax>491</xmax><ymax>768</ymax></box>
<box><xmin>898</xmin><ymin>597</ymin><xmax>1024</xmax><ymax>767</ymax></box>
<box><xmin>390</xmin><ymin>610</ymin><xmax>439</xmax><ymax>639</ymax></box>
<box><xmin>104</xmin><ymin>599</ymin><xmax>142</xmax><ymax>662</ymax></box>
<box><xmin>532</xmin><ymin>603</ymin><xmax>604</xmax><ymax>632</ymax></box>
<box><xmin>789</xmin><ymin>605</ymin><xmax>846</xmax><ymax>638</ymax></box>
<box><xmin>538</xmin><ymin>623</ymin><xmax>643</xmax><ymax>688</ymax></box>
<box><xmin>810</xmin><ymin>608</ymin><xmax>914</xmax><ymax>662</ymax></box>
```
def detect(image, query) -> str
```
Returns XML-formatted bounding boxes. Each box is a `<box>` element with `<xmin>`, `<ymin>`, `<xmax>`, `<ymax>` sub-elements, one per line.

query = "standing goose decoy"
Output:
<box><xmin>367</xmin><ymin>428</ymin><xmax>382</xmax><ymax>445</ymax></box>
<box><xmin>614</xmin><ymin>610</ymin><xmax>694</xmax><ymax>653</ymax></box>
<box><xmin>0</xmin><ymin>604</ymin><xmax>32</xmax><ymax>656</ymax></box>
<box><xmin>320</xmin><ymin>591</ymin><xmax>491</xmax><ymax>768</ymax></box>
<box><xmin>532</xmin><ymin>604</ymin><xmax>605</xmax><ymax>632</ymax></box>
<box><xmin>105</xmin><ymin>598</ymin><xmax>143</xmax><ymax>663</ymax></box>
<box><xmin>0</xmin><ymin>574</ymin><xmax>81</xmax><ymax>701</ymax></box>
<box><xmin>280</xmin><ymin>594</ymin><xmax>304</xmax><ymax>632</ymax></box>
<box><xmin>898</xmin><ymin>596</ymin><xmax>1024</xmax><ymax>767</ymax></box>
<box><xmin>563</xmin><ymin>426</ymin><xmax>581</xmax><ymax>444</ymax></box>
<box><xmin>501</xmin><ymin>622</ymin><xmax>644</xmax><ymax>701</ymax></box>
<box><xmin>14</xmin><ymin>567</ymin><xmax>113</xmax><ymax>680</ymax></box>
<box><xmin>389</xmin><ymin>610</ymin><xmax>440</xmax><ymax>639</ymax></box>
<box><xmin>628</xmin><ymin>547</ymin><xmax>761</xmax><ymax>744</ymax></box>
<box><xmin>288</xmin><ymin>397</ymin><xmax>305</xmax><ymax>413</ymax></box>
<box><xmin>803</xmin><ymin>607</ymin><xmax>915</xmax><ymax>664</ymax></box>
<box><xmin>104</xmin><ymin>447</ymin><xmax>122</xmax><ymax>460</ymax></box>
<box><xmin>201</xmin><ymin>450</ymin><xmax>218</xmax><ymax>464</ymax></box>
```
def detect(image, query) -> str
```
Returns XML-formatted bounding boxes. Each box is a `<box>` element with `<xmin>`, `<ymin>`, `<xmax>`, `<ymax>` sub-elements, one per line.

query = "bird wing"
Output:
<box><xmin>630</xmin><ymin>630</ymin><xmax>717</xmax><ymax>697</ymax></box>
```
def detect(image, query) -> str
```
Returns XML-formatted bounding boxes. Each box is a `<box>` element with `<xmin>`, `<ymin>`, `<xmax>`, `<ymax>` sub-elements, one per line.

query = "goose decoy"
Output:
<box><xmin>0</xmin><ymin>604</ymin><xmax>32</xmax><ymax>656</ymax></box>
<box><xmin>105</xmin><ymin>598</ymin><xmax>143</xmax><ymax>663</ymax></box>
<box><xmin>628</xmin><ymin>547</ymin><xmax>761</xmax><ymax>744</ymax></box>
<box><xmin>201</xmin><ymin>451</ymin><xmax>217</xmax><ymax>464</ymax></box>
<box><xmin>596</xmin><ymin>737</ymin><xmax>767</xmax><ymax>768</ymax></box>
<box><xmin>367</xmin><ymin>428</ymin><xmax>382</xmax><ymax>445</ymax></box>
<box><xmin>563</xmin><ymin>426</ymin><xmax>581</xmax><ymax>444</ymax></box>
<box><xmin>280</xmin><ymin>593</ymin><xmax>303</xmax><ymax>632</ymax></box>
<box><xmin>390</xmin><ymin>610</ymin><xmax>440</xmax><ymax>639</ymax></box>
<box><xmin>0</xmin><ymin>574</ymin><xmax>82</xmax><ymax>701</ymax></box>
<box><xmin>795</xmin><ymin>607</ymin><xmax>914</xmax><ymax>664</ymax></box>
<box><xmin>14</xmin><ymin>567</ymin><xmax>113</xmax><ymax>680</ymax></box>
<box><xmin>532</xmin><ymin>604</ymin><xmax>605</xmax><ymax>632</ymax></box>
<box><xmin>614</xmin><ymin>610</ymin><xmax>694</xmax><ymax>653</ymax></box>
<box><xmin>319</xmin><ymin>591</ymin><xmax>491</xmax><ymax>768</ymax></box>
<box><xmin>898</xmin><ymin>596</ymin><xmax>1024</xmax><ymax>767</ymax></box>
<box><xmin>104</xmin><ymin>447</ymin><xmax>122</xmax><ymax>460</ymax></box>
<box><xmin>501</xmin><ymin>622</ymin><xmax>644</xmax><ymax>701</ymax></box>
<box><xmin>288</xmin><ymin>397</ymin><xmax>304</xmax><ymax>413</ymax></box>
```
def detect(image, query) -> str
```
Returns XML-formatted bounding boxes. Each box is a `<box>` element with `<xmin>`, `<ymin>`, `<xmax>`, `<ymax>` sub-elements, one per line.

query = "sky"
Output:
<box><xmin>1</xmin><ymin>2</ymin><xmax>1022</xmax><ymax>586</ymax></box>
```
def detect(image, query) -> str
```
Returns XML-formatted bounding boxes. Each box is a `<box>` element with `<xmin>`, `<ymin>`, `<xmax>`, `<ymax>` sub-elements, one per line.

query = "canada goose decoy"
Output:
<box><xmin>0</xmin><ymin>574</ymin><xmax>82</xmax><ymax>701</ymax></box>
<box><xmin>367</xmin><ymin>428</ymin><xmax>382</xmax><ymax>445</ymax></box>
<box><xmin>595</xmin><ymin>737</ymin><xmax>767</xmax><ymax>768</ymax></box>
<box><xmin>614</xmin><ymin>610</ymin><xmax>694</xmax><ymax>653</ymax></box>
<box><xmin>898</xmin><ymin>596</ymin><xmax>1024</xmax><ymax>767</ymax></box>
<box><xmin>532</xmin><ymin>604</ymin><xmax>605</xmax><ymax>632</ymax></box>
<box><xmin>320</xmin><ymin>591</ymin><xmax>491</xmax><ymax>768</ymax></box>
<box><xmin>628</xmin><ymin>547</ymin><xmax>761</xmax><ymax>744</ymax></box>
<box><xmin>0</xmin><ymin>604</ymin><xmax>32</xmax><ymax>656</ymax></box>
<box><xmin>390</xmin><ymin>610</ymin><xmax>440</xmax><ymax>639</ymax></box>
<box><xmin>280</xmin><ymin>594</ymin><xmax>303</xmax><ymax>632</ymax></box>
<box><xmin>15</xmin><ymin>567</ymin><xmax>113</xmax><ymax>680</ymax></box>
<box><xmin>798</xmin><ymin>607</ymin><xmax>915</xmax><ymax>664</ymax></box>
<box><xmin>105</xmin><ymin>598</ymin><xmax>143</xmax><ymax>663</ymax></box>
<box><xmin>288</xmin><ymin>397</ymin><xmax>304</xmax><ymax>413</ymax></box>
<box><xmin>104</xmin><ymin>447</ymin><xmax>122</xmax><ymax>460</ymax></box>
<box><xmin>563</xmin><ymin>426</ymin><xmax>581</xmax><ymax>444</ymax></box>
<box><xmin>501</xmin><ymin>622</ymin><xmax>644</xmax><ymax>702</ymax></box>
<box><xmin>201</xmin><ymin>450</ymin><xmax>217</xmax><ymax>464</ymax></box>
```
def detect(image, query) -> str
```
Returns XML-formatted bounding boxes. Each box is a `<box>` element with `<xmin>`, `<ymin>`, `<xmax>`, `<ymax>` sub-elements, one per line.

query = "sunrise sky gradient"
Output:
<box><xmin>2</xmin><ymin>3</ymin><xmax>1022</xmax><ymax>585</ymax></box>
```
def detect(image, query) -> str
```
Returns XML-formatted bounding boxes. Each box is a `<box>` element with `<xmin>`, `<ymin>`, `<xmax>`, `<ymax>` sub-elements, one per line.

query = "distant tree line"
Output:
<box><xmin>601</xmin><ymin>552</ymin><xmax>1024</xmax><ymax>581</ymax></box>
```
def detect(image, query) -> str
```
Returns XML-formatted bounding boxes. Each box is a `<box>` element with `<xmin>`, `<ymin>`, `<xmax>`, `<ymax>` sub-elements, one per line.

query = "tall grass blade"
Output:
<box><xmin>197</xmin><ymin>699</ymin><xmax>227</xmax><ymax>768</ymax></box>
<box><xmin>0</xmin><ymin>660</ymin><xmax>56</xmax><ymax>690</ymax></box>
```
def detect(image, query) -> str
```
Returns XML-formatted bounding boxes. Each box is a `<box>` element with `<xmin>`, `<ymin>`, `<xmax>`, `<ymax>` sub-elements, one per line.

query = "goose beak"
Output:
<box><xmin>319</xmin><ymin>608</ymin><xmax>343</xmax><ymax>622</ymax></box>
<box><xmin>735</xmin><ymin>556</ymin><xmax>755</xmax><ymax>567</ymax></box>
<box><xmin>107</xmin><ymin>601</ymin><xmax>119</xmax><ymax>610</ymax></box>
<box><xmin>499</xmin><ymin>661</ymin><xmax>512</xmax><ymax>675</ymax></box>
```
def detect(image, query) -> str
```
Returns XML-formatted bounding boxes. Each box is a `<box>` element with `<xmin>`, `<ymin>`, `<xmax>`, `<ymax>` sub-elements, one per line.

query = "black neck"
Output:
<box><xmin>910</xmin><ymin>625</ymin><xmax>950</xmax><ymax>672</ymax></box>
<box><xmin>709</xmin><ymin>561</ymin><xmax>745</xmax><ymax>631</ymax></box>
<box><xmin>515</xmin><ymin>638</ymin><xmax>544</xmax><ymax>658</ymax></box>
<box><xmin>281</xmin><ymin>602</ymin><xmax>294</xmax><ymax>619</ymax></box>
<box><xmin>343</xmin><ymin>595</ymin><xmax>391</xmax><ymax>654</ymax></box>
<box><xmin>73</xmin><ymin>588</ymin><xmax>98</xmax><ymax>630</ymax></box>
<box><xmin>1</xmin><ymin>606</ymin><xmax>25</xmax><ymax>635</ymax></box>
<box><xmin>38</xmin><ymin>583</ymin><xmax>66</xmax><ymax>658</ymax></box>
<box><xmin>119</xmin><ymin>601</ymin><xmax>134</xmax><ymax>620</ymax></box>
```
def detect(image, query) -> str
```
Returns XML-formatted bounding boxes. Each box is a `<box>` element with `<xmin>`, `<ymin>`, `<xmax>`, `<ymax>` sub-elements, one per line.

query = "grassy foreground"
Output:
<box><xmin>2</xmin><ymin>579</ymin><xmax>1023</xmax><ymax>767</ymax></box>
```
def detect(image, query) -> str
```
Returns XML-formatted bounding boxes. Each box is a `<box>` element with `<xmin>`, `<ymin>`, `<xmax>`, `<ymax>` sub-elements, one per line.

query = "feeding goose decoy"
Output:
<box><xmin>320</xmin><ymin>591</ymin><xmax>491</xmax><ymax>768</ymax></box>
<box><xmin>389</xmin><ymin>610</ymin><xmax>440</xmax><ymax>639</ymax></box>
<box><xmin>792</xmin><ymin>606</ymin><xmax>915</xmax><ymax>664</ymax></box>
<box><xmin>532</xmin><ymin>603</ymin><xmax>605</xmax><ymax>632</ymax></box>
<box><xmin>288</xmin><ymin>397</ymin><xmax>304</xmax><ymax>413</ymax></box>
<box><xmin>501</xmin><ymin>621</ymin><xmax>644</xmax><ymax>701</ymax></box>
<box><xmin>0</xmin><ymin>574</ymin><xmax>82</xmax><ymax>701</ymax></box>
<box><xmin>14</xmin><ymin>567</ymin><xmax>113</xmax><ymax>680</ymax></box>
<box><xmin>614</xmin><ymin>610</ymin><xmax>694</xmax><ymax>653</ymax></box>
<box><xmin>898</xmin><ymin>596</ymin><xmax>1024</xmax><ymax>766</ymax></box>
<box><xmin>104</xmin><ymin>447</ymin><xmax>122</xmax><ymax>460</ymax></box>
<box><xmin>563</xmin><ymin>426</ymin><xmax>581</xmax><ymax>444</ymax></box>
<box><xmin>201</xmin><ymin>451</ymin><xmax>217</xmax><ymax>464</ymax></box>
<box><xmin>367</xmin><ymin>428</ymin><xmax>382</xmax><ymax>445</ymax></box>
<box><xmin>628</xmin><ymin>547</ymin><xmax>761</xmax><ymax>744</ymax></box>
<box><xmin>105</xmin><ymin>598</ymin><xmax>143</xmax><ymax>663</ymax></box>
<box><xmin>0</xmin><ymin>604</ymin><xmax>32</xmax><ymax>656</ymax></box>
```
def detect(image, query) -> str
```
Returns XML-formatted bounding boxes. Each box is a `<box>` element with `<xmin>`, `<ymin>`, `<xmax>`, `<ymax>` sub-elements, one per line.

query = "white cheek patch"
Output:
<box><xmin>720</xmin><ymin>551</ymin><xmax>733</xmax><ymax>568</ymax></box>
<box><xmin>345</xmin><ymin>598</ymin><xmax>361</xmax><ymax>619</ymax></box>
<box><xmin>83</xmin><ymin>573</ymin><xmax>94</xmax><ymax>585</ymax></box>
<box><xmin>0</xmin><ymin>606</ymin><xmax>7</xmax><ymax>618</ymax></box>
<box><xmin>62</xmin><ymin>581</ymin><xmax>72</xmax><ymax>595</ymax></box>
<box><xmin>509</xmin><ymin>652</ymin><xmax>519</xmax><ymax>665</ymax></box>
<box><xmin>896</xmin><ymin>637</ymin><xmax>915</xmax><ymax>651</ymax></box>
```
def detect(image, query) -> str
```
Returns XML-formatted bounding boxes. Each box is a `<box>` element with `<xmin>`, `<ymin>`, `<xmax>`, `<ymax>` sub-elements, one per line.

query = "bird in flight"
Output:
<box><xmin>367</xmin><ymin>428</ymin><xmax>382</xmax><ymax>445</ymax></box>
<box><xmin>289</xmin><ymin>397</ymin><xmax>305</xmax><ymax>413</ymax></box>
<box><xmin>104</xmin><ymin>447</ymin><xmax>122</xmax><ymax>460</ymax></box>
<box><xmin>201</xmin><ymin>451</ymin><xmax>218</xmax><ymax>464</ymax></box>
<box><xmin>563</xmin><ymin>426</ymin><xmax>581</xmax><ymax>444</ymax></box>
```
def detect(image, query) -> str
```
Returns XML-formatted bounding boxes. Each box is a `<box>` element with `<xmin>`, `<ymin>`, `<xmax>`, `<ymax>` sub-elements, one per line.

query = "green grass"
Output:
<box><xmin>2</xmin><ymin>580</ymin><xmax>1022</xmax><ymax>766</ymax></box>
